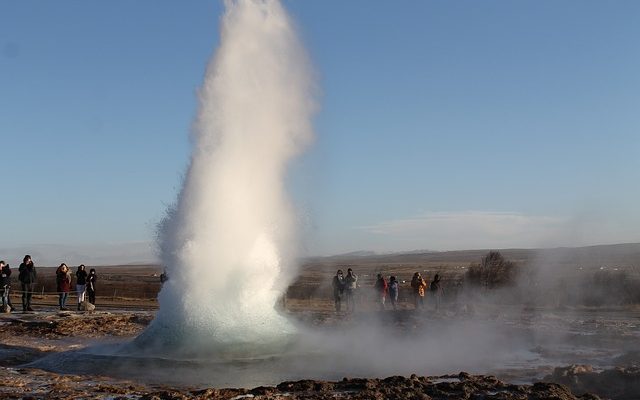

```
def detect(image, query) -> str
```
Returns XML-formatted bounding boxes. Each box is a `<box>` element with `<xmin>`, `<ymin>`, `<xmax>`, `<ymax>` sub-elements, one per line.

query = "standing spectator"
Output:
<box><xmin>87</xmin><ymin>268</ymin><xmax>97</xmax><ymax>305</ymax></box>
<box><xmin>160</xmin><ymin>270</ymin><xmax>168</xmax><ymax>284</ymax></box>
<box><xmin>75</xmin><ymin>264</ymin><xmax>88</xmax><ymax>311</ymax></box>
<box><xmin>332</xmin><ymin>269</ymin><xmax>345</xmax><ymax>312</ymax></box>
<box><xmin>374</xmin><ymin>273</ymin><xmax>388</xmax><ymax>310</ymax></box>
<box><xmin>344</xmin><ymin>268</ymin><xmax>358</xmax><ymax>312</ymax></box>
<box><xmin>18</xmin><ymin>255</ymin><xmax>37</xmax><ymax>312</ymax></box>
<box><xmin>1</xmin><ymin>261</ymin><xmax>14</xmax><ymax>313</ymax></box>
<box><xmin>430</xmin><ymin>274</ymin><xmax>445</xmax><ymax>311</ymax></box>
<box><xmin>410</xmin><ymin>272</ymin><xmax>427</xmax><ymax>309</ymax></box>
<box><xmin>388</xmin><ymin>276</ymin><xmax>399</xmax><ymax>311</ymax></box>
<box><xmin>56</xmin><ymin>263</ymin><xmax>71</xmax><ymax>310</ymax></box>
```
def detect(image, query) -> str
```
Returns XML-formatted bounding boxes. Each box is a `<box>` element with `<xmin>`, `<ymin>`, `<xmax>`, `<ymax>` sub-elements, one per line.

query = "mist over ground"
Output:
<box><xmin>19</xmin><ymin>242</ymin><xmax>638</xmax><ymax>393</ymax></box>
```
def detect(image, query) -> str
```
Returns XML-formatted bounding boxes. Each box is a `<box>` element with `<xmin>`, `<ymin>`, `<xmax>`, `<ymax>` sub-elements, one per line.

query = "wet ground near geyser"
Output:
<box><xmin>1</xmin><ymin>305</ymin><xmax>638</xmax><ymax>398</ymax></box>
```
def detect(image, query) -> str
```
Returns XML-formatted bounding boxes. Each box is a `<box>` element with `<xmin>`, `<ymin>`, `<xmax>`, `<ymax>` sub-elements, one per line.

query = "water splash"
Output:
<box><xmin>136</xmin><ymin>0</ymin><xmax>316</xmax><ymax>356</ymax></box>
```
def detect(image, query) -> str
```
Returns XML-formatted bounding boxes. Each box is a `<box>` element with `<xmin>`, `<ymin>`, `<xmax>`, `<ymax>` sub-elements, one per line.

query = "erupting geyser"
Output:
<box><xmin>136</xmin><ymin>0</ymin><xmax>316</xmax><ymax>355</ymax></box>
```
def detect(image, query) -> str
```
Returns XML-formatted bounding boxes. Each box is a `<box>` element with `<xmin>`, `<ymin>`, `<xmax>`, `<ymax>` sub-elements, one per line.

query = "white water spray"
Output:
<box><xmin>138</xmin><ymin>0</ymin><xmax>315</xmax><ymax>354</ymax></box>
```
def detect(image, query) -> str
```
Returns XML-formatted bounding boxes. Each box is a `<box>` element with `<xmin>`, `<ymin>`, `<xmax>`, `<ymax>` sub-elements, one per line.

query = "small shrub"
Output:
<box><xmin>466</xmin><ymin>251</ymin><xmax>517</xmax><ymax>289</ymax></box>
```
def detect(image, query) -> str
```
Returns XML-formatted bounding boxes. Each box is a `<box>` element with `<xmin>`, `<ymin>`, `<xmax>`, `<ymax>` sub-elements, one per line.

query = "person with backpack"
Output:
<box><xmin>56</xmin><ymin>263</ymin><xmax>71</xmax><ymax>310</ymax></box>
<box><xmin>18</xmin><ymin>255</ymin><xmax>37</xmax><ymax>312</ymax></box>
<box><xmin>410</xmin><ymin>272</ymin><xmax>427</xmax><ymax>309</ymax></box>
<box><xmin>332</xmin><ymin>269</ymin><xmax>345</xmax><ymax>313</ymax></box>
<box><xmin>75</xmin><ymin>264</ymin><xmax>88</xmax><ymax>311</ymax></box>
<box><xmin>1</xmin><ymin>260</ymin><xmax>14</xmax><ymax>313</ymax></box>
<box><xmin>87</xmin><ymin>268</ymin><xmax>97</xmax><ymax>305</ymax></box>
<box><xmin>374</xmin><ymin>273</ymin><xmax>388</xmax><ymax>311</ymax></box>
<box><xmin>344</xmin><ymin>268</ymin><xmax>358</xmax><ymax>313</ymax></box>
<box><xmin>430</xmin><ymin>274</ymin><xmax>445</xmax><ymax>311</ymax></box>
<box><xmin>388</xmin><ymin>276</ymin><xmax>399</xmax><ymax>311</ymax></box>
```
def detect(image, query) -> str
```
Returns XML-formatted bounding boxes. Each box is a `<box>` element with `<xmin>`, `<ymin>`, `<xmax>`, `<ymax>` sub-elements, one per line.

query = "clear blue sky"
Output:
<box><xmin>1</xmin><ymin>1</ymin><xmax>639</xmax><ymax>260</ymax></box>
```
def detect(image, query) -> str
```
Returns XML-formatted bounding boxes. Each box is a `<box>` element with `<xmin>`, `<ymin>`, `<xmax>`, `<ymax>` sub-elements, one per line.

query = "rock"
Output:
<box><xmin>545</xmin><ymin>364</ymin><xmax>640</xmax><ymax>400</ymax></box>
<box><xmin>613</xmin><ymin>350</ymin><xmax>640</xmax><ymax>367</ymax></box>
<box><xmin>0</xmin><ymin>366</ymin><xmax>603</xmax><ymax>400</ymax></box>
<box><xmin>249</xmin><ymin>385</ymin><xmax>277</xmax><ymax>395</ymax></box>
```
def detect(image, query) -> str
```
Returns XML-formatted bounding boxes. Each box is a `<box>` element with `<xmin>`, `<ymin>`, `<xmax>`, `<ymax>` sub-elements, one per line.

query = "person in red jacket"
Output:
<box><xmin>56</xmin><ymin>263</ymin><xmax>72</xmax><ymax>310</ymax></box>
<box><xmin>374</xmin><ymin>273</ymin><xmax>388</xmax><ymax>311</ymax></box>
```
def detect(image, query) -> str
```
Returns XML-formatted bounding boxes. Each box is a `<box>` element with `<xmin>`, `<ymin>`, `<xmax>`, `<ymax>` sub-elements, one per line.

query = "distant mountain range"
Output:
<box><xmin>0</xmin><ymin>242</ymin><xmax>158</xmax><ymax>267</ymax></box>
<box><xmin>328</xmin><ymin>249</ymin><xmax>437</xmax><ymax>258</ymax></box>
<box><xmin>306</xmin><ymin>243</ymin><xmax>640</xmax><ymax>268</ymax></box>
<box><xmin>1</xmin><ymin>242</ymin><xmax>639</xmax><ymax>269</ymax></box>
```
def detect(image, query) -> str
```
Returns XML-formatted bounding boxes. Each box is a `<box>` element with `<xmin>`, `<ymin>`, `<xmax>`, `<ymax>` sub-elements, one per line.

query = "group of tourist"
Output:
<box><xmin>3</xmin><ymin>253</ymin><xmax>447</xmax><ymax>316</ymax></box>
<box><xmin>55</xmin><ymin>263</ymin><xmax>97</xmax><ymax>311</ymax></box>
<box><xmin>0</xmin><ymin>255</ymin><xmax>97</xmax><ymax>313</ymax></box>
<box><xmin>332</xmin><ymin>269</ymin><xmax>445</xmax><ymax>313</ymax></box>
<box><xmin>331</xmin><ymin>268</ymin><xmax>359</xmax><ymax>312</ymax></box>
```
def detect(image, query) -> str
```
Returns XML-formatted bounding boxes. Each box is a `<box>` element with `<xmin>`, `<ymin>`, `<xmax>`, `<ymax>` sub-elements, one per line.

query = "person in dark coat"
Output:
<box><xmin>18</xmin><ymin>255</ymin><xmax>37</xmax><ymax>312</ymax></box>
<box><xmin>332</xmin><ymin>269</ymin><xmax>345</xmax><ymax>312</ymax></box>
<box><xmin>160</xmin><ymin>270</ymin><xmax>168</xmax><ymax>284</ymax></box>
<box><xmin>1</xmin><ymin>260</ymin><xmax>15</xmax><ymax>312</ymax></box>
<box><xmin>75</xmin><ymin>264</ymin><xmax>88</xmax><ymax>311</ymax></box>
<box><xmin>87</xmin><ymin>268</ymin><xmax>97</xmax><ymax>305</ymax></box>
<box><xmin>56</xmin><ymin>263</ymin><xmax>71</xmax><ymax>310</ymax></box>
<box><xmin>430</xmin><ymin>273</ymin><xmax>445</xmax><ymax>311</ymax></box>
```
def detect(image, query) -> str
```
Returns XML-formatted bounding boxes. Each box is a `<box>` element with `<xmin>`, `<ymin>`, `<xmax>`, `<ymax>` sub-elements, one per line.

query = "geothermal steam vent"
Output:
<box><xmin>135</xmin><ymin>0</ymin><xmax>316</xmax><ymax>355</ymax></box>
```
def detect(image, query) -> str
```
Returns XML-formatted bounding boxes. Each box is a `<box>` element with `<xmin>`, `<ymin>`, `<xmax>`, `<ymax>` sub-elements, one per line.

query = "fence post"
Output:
<box><xmin>41</xmin><ymin>286</ymin><xmax>44</xmax><ymax>296</ymax></box>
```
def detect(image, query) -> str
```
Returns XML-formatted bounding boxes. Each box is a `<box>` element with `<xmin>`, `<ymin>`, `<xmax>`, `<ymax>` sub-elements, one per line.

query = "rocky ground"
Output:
<box><xmin>0</xmin><ymin>310</ymin><xmax>638</xmax><ymax>399</ymax></box>
<box><xmin>0</xmin><ymin>311</ymin><xmax>153</xmax><ymax>367</ymax></box>
<box><xmin>0</xmin><ymin>367</ymin><xmax>602</xmax><ymax>400</ymax></box>
<box><xmin>545</xmin><ymin>364</ymin><xmax>640</xmax><ymax>400</ymax></box>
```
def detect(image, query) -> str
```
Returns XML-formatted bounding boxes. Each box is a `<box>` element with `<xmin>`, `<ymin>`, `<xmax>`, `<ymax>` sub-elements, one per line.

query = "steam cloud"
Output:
<box><xmin>138</xmin><ymin>0</ymin><xmax>316</xmax><ymax>354</ymax></box>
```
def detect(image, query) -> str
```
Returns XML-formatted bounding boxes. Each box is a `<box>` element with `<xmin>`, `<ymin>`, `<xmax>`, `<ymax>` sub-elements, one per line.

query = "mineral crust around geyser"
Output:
<box><xmin>0</xmin><ymin>368</ymin><xmax>601</xmax><ymax>400</ymax></box>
